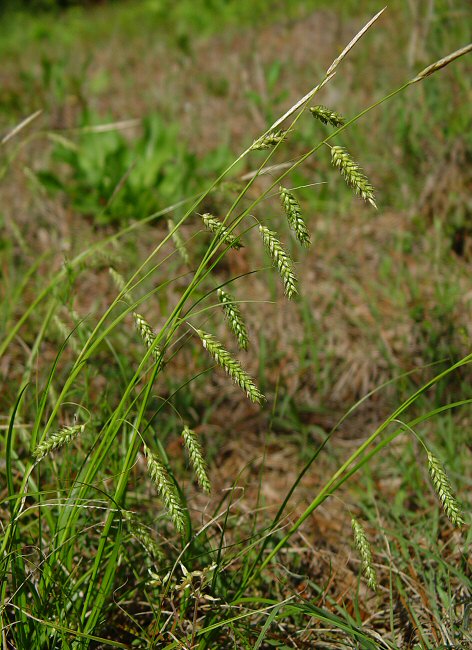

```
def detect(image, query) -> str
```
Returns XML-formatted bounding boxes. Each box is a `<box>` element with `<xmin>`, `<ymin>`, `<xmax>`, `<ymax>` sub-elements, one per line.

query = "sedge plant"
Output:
<box><xmin>1</xmin><ymin>9</ymin><xmax>471</xmax><ymax>648</ymax></box>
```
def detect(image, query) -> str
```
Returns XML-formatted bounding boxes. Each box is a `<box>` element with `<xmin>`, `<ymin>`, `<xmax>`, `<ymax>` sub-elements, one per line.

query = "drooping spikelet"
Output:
<box><xmin>251</xmin><ymin>129</ymin><xmax>288</xmax><ymax>150</ymax></box>
<box><xmin>310</xmin><ymin>105</ymin><xmax>345</xmax><ymax>127</ymax></box>
<box><xmin>351</xmin><ymin>518</ymin><xmax>377</xmax><ymax>590</ymax></box>
<box><xmin>133</xmin><ymin>312</ymin><xmax>161</xmax><ymax>361</ymax></box>
<box><xmin>53</xmin><ymin>315</ymin><xmax>80</xmax><ymax>354</ymax></box>
<box><xmin>144</xmin><ymin>444</ymin><xmax>185</xmax><ymax>533</ymax></box>
<box><xmin>33</xmin><ymin>423</ymin><xmax>85</xmax><ymax>463</ymax></box>
<box><xmin>182</xmin><ymin>426</ymin><xmax>211</xmax><ymax>494</ymax></box>
<box><xmin>109</xmin><ymin>267</ymin><xmax>127</xmax><ymax>294</ymax></box>
<box><xmin>167</xmin><ymin>218</ymin><xmax>189</xmax><ymax>265</ymax></box>
<box><xmin>331</xmin><ymin>146</ymin><xmax>376</xmax><ymax>208</ymax></box>
<box><xmin>259</xmin><ymin>225</ymin><xmax>298</xmax><ymax>299</ymax></box>
<box><xmin>201</xmin><ymin>213</ymin><xmax>243</xmax><ymax>250</ymax></box>
<box><xmin>427</xmin><ymin>451</ymin><xmax>465</xmax><ymax>527</ymax></box>
<box><xmin>217</xmin><ymin>288</ymin><xmax>249</xmax><ymax>351</ymax></box>
<box><xmin>279</xmin><ymin>187</ymin><xmax>311</xmax><ymax>248</ymax></box>
<box><xmin>196</xmin><ymin>329</ymin><xmax>264</xmax><ymax>404</ymax></box>
<box><xmin>125</xmin><ymin>513</ymin><xmax>164</xmax><ymax>562</ymax></box>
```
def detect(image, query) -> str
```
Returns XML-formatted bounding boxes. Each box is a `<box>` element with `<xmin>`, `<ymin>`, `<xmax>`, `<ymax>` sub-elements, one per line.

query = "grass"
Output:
<box><xmin>1</xmin><ymin>1</ymin><xmax>471</xmax><ymax>648</ymax></box>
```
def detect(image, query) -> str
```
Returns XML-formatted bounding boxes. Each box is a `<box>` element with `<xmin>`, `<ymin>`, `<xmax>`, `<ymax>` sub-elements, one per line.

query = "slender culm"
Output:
<box><xmin>196</xmin><ymin>329</ymin><xmax>264</xmax><ymax>404</ymax></box>
<box><xmin>331</xmin><ymin>145</ymin><xmax>376</xmax><ymax>207</ymax></box>
<box><xmin>279</xmin><ymin>186</ymin><xmax>311</xmax><ymax>248</ymax></box>
<box><xmin>218</xmin><ymin>288</ymin><xmax>249</xmax><ymax>351</ymax></box>
<box><xmin>259</xmin><ymin>225</ymin><xmax>298</xmax><ymax>298</ymax></box>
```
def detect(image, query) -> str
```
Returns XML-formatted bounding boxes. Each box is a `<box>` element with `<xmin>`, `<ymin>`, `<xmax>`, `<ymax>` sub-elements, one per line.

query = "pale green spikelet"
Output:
<box><xmin>182</xmin><ymin>426</ymin><xmax>211</xmax><ymax>494</ymax></box>
<box><xmin>351</xmin><ymin>518</ymin><xmax>377</xmax><ymax>590</ymax></box>
<box><xmin>201</xmin><ymin>213</ymin><xmax>243</xmax><ymax>250</ymax></box>
<box><xmin>196</xmin><ymin>329</ymin><xmax>264</xmax><ymax>404</ymax></box>
<box><xmin>33</xmin><ymin>423</ymin><xmax>85</xmax><ymax>463</ymax></box>
<box><xmin>217</xmin><ymin>288</ymin><xmax>249</xmax><ymax>351</ymax></box>
<box><xmin>53</xmin><ymin>315</ymin><xmax>80</xmax><ymax>354</ymax></box>
<box><xmin>259</xmin><ymin>225</ymin><xmax>298</xmax><ymax>299</ymax></box>
<box><xmin>310</xmin><ymin>105</ymin><xmax>345</xmax><ymax>127</ymax></box>
<box><xmin>427</xmin><ymin>451</ymin><xmax>465</xmax><ymax>527</ymax></box>
<box><xmin>251</xmin><ymin>129</ymin><xmax>288</xmax><ymax>150</ymax></box>
<box><xmin>125</xmin><ymin>513</ymin><xmax>164</xmax><ymax>562</ymax></box>
<box><xmin>109</xmin><ymin>267</ymin><xmax>127</xmax><ymax>293</ymax></box>
<box><xmin>144</xmin><ymin>444</ymin><xmax>185</xmax><ymax>533</ymax></box>
<box><xmin>331</xmin><ymin>145</ymin><xmax>377</xmax><ymax>207</ymax></box>
<box><xmin>167</xmin><ymin>218</ymin><xmax>189</xmax><ymax>265</ymax></box>
<box><xmin>279</xmin><ymin>187</ymin><xmax>311</xmax><ymax>248</ymax></box>
<box><xmin>133</xmin><ymin>312</ymin><xmax>160</xmax><ymax>361</ymax></box>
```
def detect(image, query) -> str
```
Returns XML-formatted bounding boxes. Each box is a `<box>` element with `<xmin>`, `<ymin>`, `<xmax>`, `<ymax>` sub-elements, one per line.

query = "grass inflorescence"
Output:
<box><xmin>279</xmin><ymin>186</ymin><xmax>311</xmax><ymax>248</ymax></box>
<box><xmin>331</xmin><ymin>145</ymin><xmax>377</xmax><ymax>207</ymax></box>
<box><xmin>259</xmin><ymin>225</ymin><xmax>298</xmax><ymax>298</ymax></box>
<box><xmin>217</xmin><ymin>287</ymin><xmax>249</xmax><ymax>350</ymax></box>
<box><xmin>426</xmin><ymin>450</ymin><xmax>465</xmax><ymax>527</ymax></box>
<box><xmin>197</xmin><ymin>329</ymin><xmax>264</xmax><ymax>403</ymax></box>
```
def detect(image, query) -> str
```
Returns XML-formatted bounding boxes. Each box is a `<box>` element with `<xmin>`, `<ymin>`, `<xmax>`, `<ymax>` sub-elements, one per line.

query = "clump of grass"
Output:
<box><xmin>33</xmin><ymin>423</ymin><xmax>85</xmax><ymax>463</ymax></box>
<box><xmin>218</xmin><ymin>287</ymin><xmax>249</xmax><ymax>351</ymax></box>
<box><xmin>251</xmin><ymin>129</ymin><xmax>288</xmax><ymax>150</ymax></box>
<box><xmin>144</xmin><ymin>444</ymin><xmax>185</xmax><ymax>533</ymax></box>
<box><xmin>351</xmin><ymin>518</ymin><xmax>377</xmax><ymax>590</ymax></box>
<box><xmin>182</xmin><ymin>425</ymin><xmax>211</xmax><ymax>493</ymax></box>
<box><xmin>259</xmin><ymin>225</ymin><xmax>298</xmax><ymax>298</ymax></box>
<box><xmin>201</xmin><ymin>213</ymin><xmax>243</xmax><ymax>250</ymax></box>
<box><xmin>426</xmin><ymin>450</ymin><xmax>465</xmax><ymax>527</ymax></box>
<box><xmin>310</xmin><ymin>105</ymin><xmax>345</xmax><ymax>127</ymax></box>
<box><xmin>196</xmin><ymin>329</ymin><xmax>264</xmax><ymax>403</ymax></box>
<box><xmin>279</xmin><ymin>186</ymin><xmax>311</xmax><ymax>248</ymax></box>
<box><xmin>331</xmin><ymin>145</ymin><xmax>377</xmax><ymax>207</ymax></box>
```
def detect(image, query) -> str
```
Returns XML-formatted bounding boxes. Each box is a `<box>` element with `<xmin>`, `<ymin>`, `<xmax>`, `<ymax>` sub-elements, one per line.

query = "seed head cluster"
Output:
<box><xmin>351</xmin><ymin>518</ymin><xmax>377</xmax><ymax>590</ymax></box>
<box><xmin>33</xmin><ymin>423</ymin><xmax>85</xmax><ymax>463</ymax></box>
<box><xmin>259</xmin><ymin>225</ymin><xmax>298</xmax><ymax>299</ymax></box>
<box><xmin>197</xmin><ymin>329</ymin><xmax>264</xmax><ymax>404</ymax></box>
<box><xmin>427</xmin><ymin>451</ymin><xmax>465</xmax><ymax>527</ymax></box>
<box><xmin>331</xmin><ymin>145</ymin><xmax>376</xmax><ymax>207</ymax></box>
<box><xmin>167</xmin><ymin>218</ymin><xmax>189</xmax><ymax>264</ymax></box>
<box><xmin>133</xmin><ymin>312</ymin><xmax>160</xmax><ymax>361</ymax></box>
<box><xmin>251</xmin><ymin>129</ymin><xmax>288</xmax><ymax>150</ymax></box>
<box><xmin>201</xmin><ymin>213</ymin><xmax>243</xmax><ymax>250</ymax></box>
<box><xmin>310</xmin><ymin>105</ymin><xmax>345</xmax><ymax>127</ymax></box>
<box><xmin>182</xmin><ymin>425</ymin><xmax>211</xmax><ymax>494</ymax></box>
<box><xmin>279</xmin><ymin>187</ymin><xmax>311</xmax><ymax>248</ymax></box>
<box><xmin>144</xmin><ymin>444</ymin><xmax>185</xmax><ymax>533</ymax></box>
<box><xmin>218</xmin><ymin>288</ymin><xmax>249</xmax><ymax>351</ymax></box>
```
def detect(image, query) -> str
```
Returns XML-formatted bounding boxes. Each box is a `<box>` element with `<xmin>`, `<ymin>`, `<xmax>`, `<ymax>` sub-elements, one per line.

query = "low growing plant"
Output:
<box><xmin>1</xmin><ymin>9</ymin><xmax>470</xmax><ymax>648</ymax></box>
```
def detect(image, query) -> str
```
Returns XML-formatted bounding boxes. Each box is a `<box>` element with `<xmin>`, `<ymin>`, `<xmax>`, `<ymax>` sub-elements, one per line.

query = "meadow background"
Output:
<box><xmin>0</xmin><ymin>0</ymin><xmax>471</xmax><ymax>648</ymax></box>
